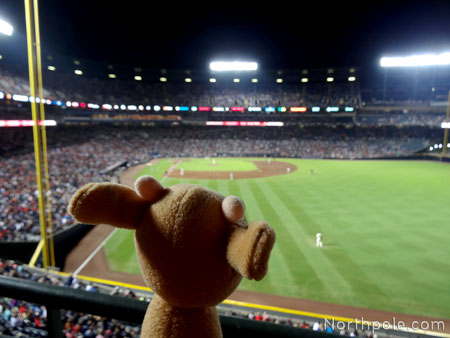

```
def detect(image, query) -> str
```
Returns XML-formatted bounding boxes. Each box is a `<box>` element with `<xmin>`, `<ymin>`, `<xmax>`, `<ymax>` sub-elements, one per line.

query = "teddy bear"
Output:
<box><xmin>68</xmin><ymin>175</ymin><xmax>276</xmax><ymax>338</ymax></box>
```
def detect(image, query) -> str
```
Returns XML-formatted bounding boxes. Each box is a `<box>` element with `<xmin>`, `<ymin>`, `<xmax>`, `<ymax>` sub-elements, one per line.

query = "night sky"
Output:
<box><xmin>2</xmin><ymin>1</ymin><xmax>450</xmax><ymax>71</ymax></box>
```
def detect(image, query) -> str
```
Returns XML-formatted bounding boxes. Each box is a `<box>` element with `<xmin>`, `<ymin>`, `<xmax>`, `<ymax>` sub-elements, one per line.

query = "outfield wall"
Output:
<box><xmin>166</xmin><ymin>153</ymin><xmax>450</xmax><ymax>162</ymax></box>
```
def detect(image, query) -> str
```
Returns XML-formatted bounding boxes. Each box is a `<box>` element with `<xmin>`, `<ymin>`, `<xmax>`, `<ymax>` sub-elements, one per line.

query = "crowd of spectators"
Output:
<box><xmin>0</xmin><ymin>127</ymin><xmax>151</xmax><ymax>240</ymax></box>
<box><xmin>355</xmin><ymin>113</ymin><xmax>445</xmax><ymax>128</ymax></box>
<box><xmin>0</xmin><ymin>258</ymin><xmax>149</xmax><ymax>337</ymax></box>
<box><xmin>0</xmin><ymin>58</ymin><xmax>444</xmax><ymax>243</ymax></box>
<box><xmin>0</xmin><ymin>258</ymin><xmax>144</xmax><ymax>337</ymax></box>
<box><xmin>0</xmin><ymin>124</ymin><xmax>438</xmax><ymax>242</ymax></box>
<box><xmin>0</xmin><ymin>60</ymin><xmax>361</xmax><ymax>108</ymax></box>
<box><xmin>223</xmin><ymin>309</ymin><xmax>378</xmax><ymax>337</ymax></box>
<box><xmin>0</xmin><ymin>65</ymin><xmax>55</xmax><ymax>100</ymax></box>
<box><xmin>0</xmin><ymin>258</ymin><xmax>385</xmax><ymax>337</ymax></box>
<box><xmin>3</xmin><ymin>58</ymin><xmax>450</xmax><ymax>120</ymax></box>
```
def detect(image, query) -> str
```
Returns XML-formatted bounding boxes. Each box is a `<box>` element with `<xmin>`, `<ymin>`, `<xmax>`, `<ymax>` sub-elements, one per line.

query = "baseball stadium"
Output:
<box><xmin>1</xmin><ymin>3</ymin><xmax>450</xmax><ymax>338</ymax></box>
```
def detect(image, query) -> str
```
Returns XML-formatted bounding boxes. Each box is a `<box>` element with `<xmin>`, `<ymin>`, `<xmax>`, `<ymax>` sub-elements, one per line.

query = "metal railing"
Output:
<box><xmin>0</xmin><ymin>275</ymin><xmax>339</xmax><ymax>338</ymax></box>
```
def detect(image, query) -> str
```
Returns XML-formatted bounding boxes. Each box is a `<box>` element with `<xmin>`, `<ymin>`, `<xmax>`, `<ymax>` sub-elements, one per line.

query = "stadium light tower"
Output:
<box><xmin>379</xmin><ymin>51</ymin><xmax>450</xmax><ymax>99</ymax></box>
<box><xmin>380</xmin><ymin>52</ymin><xmax>450</xmax><ymax>158</ymax></box>
<box><xmin>380</xmin><ymin>52</ymin><xmax>450</xmax><ymax>67</ymax></box>
<box><xmin>209</xmin><ymin>61</ymin><xmax>258</xmax><ymax>72</ymax></box>
<box><xmin>0</xmin><ymin>18</ymin><xmax>13</xmax><ymax>36</ymax></box>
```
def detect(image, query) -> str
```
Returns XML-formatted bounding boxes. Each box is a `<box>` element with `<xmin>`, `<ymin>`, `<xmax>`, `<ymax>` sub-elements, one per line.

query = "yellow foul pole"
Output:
<box><xmin>32</xmin><ymin>0</ymin><xmax>55</xmax><ymax>267</ymax></box>
<box><xmin>24</xmin><ymin>0</ymin><xmax>51</xmax><ymax>268</ymax></box>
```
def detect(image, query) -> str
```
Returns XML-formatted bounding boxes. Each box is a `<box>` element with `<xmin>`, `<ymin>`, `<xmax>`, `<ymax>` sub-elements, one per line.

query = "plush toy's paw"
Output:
<box><xmin>68</xmin><ymin>183</ymin><xmax>101</xmax><ymax>223</ymax></box>
<box><xmin>68</xmin><ymin>182</ymin><xmax>148</xmax><ymax>229</ymax></box>
<box><xmin>227</xmin><ymin>220</ymin><xmax>276</xmax><ymax>281</ymax></box>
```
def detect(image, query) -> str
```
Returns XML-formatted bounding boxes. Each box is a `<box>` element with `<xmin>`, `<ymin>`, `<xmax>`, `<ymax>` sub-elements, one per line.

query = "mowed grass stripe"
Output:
<box><xmin>164</xmin><ymin>178</ymin><xmax>181</xmax><ymax>186</ymax></box>
<box><xmin>246</xmin><ymin>180</ymin><xmax>333</xmax><ymax>300</ymax></box>
<box><xmin>205</xmin><ymin>179</ymin><xmax>218</xmax><ymax>192</ymax></box>
<box><xmin>214</xmin><ymin>179</ymin><xmax>280</xmax><ymax>292</ymax></box>
<box><xmin>258</xmin><ymin>179</ymin><xmax>360</xmax><ymax>304</ymax></box>
<box><xmin>215</xmin><ymin>179</ymin><xmax>232</xmax><ymax>197</ymax></box>
<box><xmin>135</xmin><ymin>159</ymin><xmax>173</xmax><ymax>181</ymax></box>
<box><xmin>237</xmin><ymin>180</ymin><xmax>292</xmax><ymax>295</ymax></box>
<box><xmin>226</xmin><ymin>179</ymin><xmax>278</xmax><ymax>289</ymax></box>
<box><xmin>268</xmin><ymin>181</ymin><xmax>391</xmax><ymax>308</ymax></box>
<box><xmin>104</xmin><ymin>229</ymin><xmax>140</xmax><ymax>275</ymax></box>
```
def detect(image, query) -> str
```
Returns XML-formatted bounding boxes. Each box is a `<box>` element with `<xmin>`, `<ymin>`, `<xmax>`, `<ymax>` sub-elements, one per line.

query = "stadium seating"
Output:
<box><xmin>0</xmin><ymin>258</ymin><xmax>350</xmax><ymax>337</ymax></box>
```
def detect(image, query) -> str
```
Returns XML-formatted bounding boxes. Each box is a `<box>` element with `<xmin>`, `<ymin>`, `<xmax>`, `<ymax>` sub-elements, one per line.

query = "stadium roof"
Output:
<box><xmin>2</xmin><ymin>1</ymin><xmax>450</xmax><ymax>71</ymax></box>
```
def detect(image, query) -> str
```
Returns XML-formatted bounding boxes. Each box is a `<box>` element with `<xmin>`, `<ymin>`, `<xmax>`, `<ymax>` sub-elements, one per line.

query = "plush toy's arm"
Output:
<box><xmin>68</xmin><ymin>182</ymin><xmax>149</xmax><ymax>229</ymax></box>
<box><xmin>226</xmin><ymin>221</ymin><xmax>276</xmax><ymax>281</ymax></box>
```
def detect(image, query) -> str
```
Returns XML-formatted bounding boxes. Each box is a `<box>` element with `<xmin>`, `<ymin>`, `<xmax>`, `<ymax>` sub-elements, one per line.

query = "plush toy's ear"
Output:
<box><xmin>226</xmin><ymin>221</ymin><xmax>276</xmax><ymax>281</ymax></box>
<box><xmin>68</xmin><ymin>182</ymin><xmax>148</xmax><ymax>229</ymax></box>
<box><xmin>134</xmin><ymin>175</ymin><xmax>167</xmax><ymax>203</ymax></box>
<box><xmin>222</xmin><ymin>196</ymin><xmax>245</xmax><ymax>223</ymax></box>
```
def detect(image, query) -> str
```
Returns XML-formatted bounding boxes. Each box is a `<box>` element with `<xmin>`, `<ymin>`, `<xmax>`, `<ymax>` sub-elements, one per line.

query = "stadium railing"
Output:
<box><xmin>0</xmin><ymin>275</ymin><xmax>340</xmax><ymax>338</ymax></box>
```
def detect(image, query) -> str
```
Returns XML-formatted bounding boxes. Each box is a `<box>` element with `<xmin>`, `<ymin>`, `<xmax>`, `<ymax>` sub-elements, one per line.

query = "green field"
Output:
<box><xmin>177</xmin><ymin>157</ymin><xmax>258</xmax><ymax>172</ymax></box>
<box><xmin>104</xmin><ymin>158</ymin><xmax>450</xmax><ymax>319</ymax></box>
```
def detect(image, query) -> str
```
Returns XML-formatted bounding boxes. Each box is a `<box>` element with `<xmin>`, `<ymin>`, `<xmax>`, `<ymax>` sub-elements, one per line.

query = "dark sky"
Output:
<box><xmin>2</xmin><ymin>1</ymin><xmax>450</xmax><ymax>71</ymax></box>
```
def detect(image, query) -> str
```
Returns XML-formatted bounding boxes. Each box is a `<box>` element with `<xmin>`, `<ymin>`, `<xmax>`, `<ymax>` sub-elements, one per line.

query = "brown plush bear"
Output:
<box><xmin>68</xmin><ymin>175</ymin><xmax>276</xmax><ymax>338</ymax></box>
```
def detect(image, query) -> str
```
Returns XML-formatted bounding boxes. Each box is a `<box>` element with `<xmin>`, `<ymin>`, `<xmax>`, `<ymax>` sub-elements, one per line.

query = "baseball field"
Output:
<box><xmin>103</xmin><ymin>157</ymin><xmax>450</xmax><ymax>319</ymax></box>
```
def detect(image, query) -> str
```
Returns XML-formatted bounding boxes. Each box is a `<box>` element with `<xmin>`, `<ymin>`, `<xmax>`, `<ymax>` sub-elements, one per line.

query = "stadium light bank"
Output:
<box><xmin>210</xmin><ymin>61</ymin><xmax>258</xmax><ymax>72</ymax></box>
<box><xmin>380</xmin><ymin>52</ymin><xmax>450</xmax><ymax>67</ymax></box>
<box><xmin>0</xmin><ymin>18</ymin><xmax>13</xmax><ymax>36</ymax></box>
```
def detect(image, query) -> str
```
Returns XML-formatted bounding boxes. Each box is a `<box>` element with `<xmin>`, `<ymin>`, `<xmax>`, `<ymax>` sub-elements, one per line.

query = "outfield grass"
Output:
<box><xmin>134</xmin><ymin>158</ymin><xmax>174</xmax><ymax>180</ymax></box>
<box><xmin>104</xmin><ymin>158</ymin><xmax>450</xmax><ymax>319</ymax></box>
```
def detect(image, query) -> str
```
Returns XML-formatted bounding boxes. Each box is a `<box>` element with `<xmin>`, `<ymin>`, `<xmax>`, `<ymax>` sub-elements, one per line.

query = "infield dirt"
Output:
<box><xmin>168</xmin><ymin>159</ymin><xmax>298</xmax><ymax>179</ymax></box>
